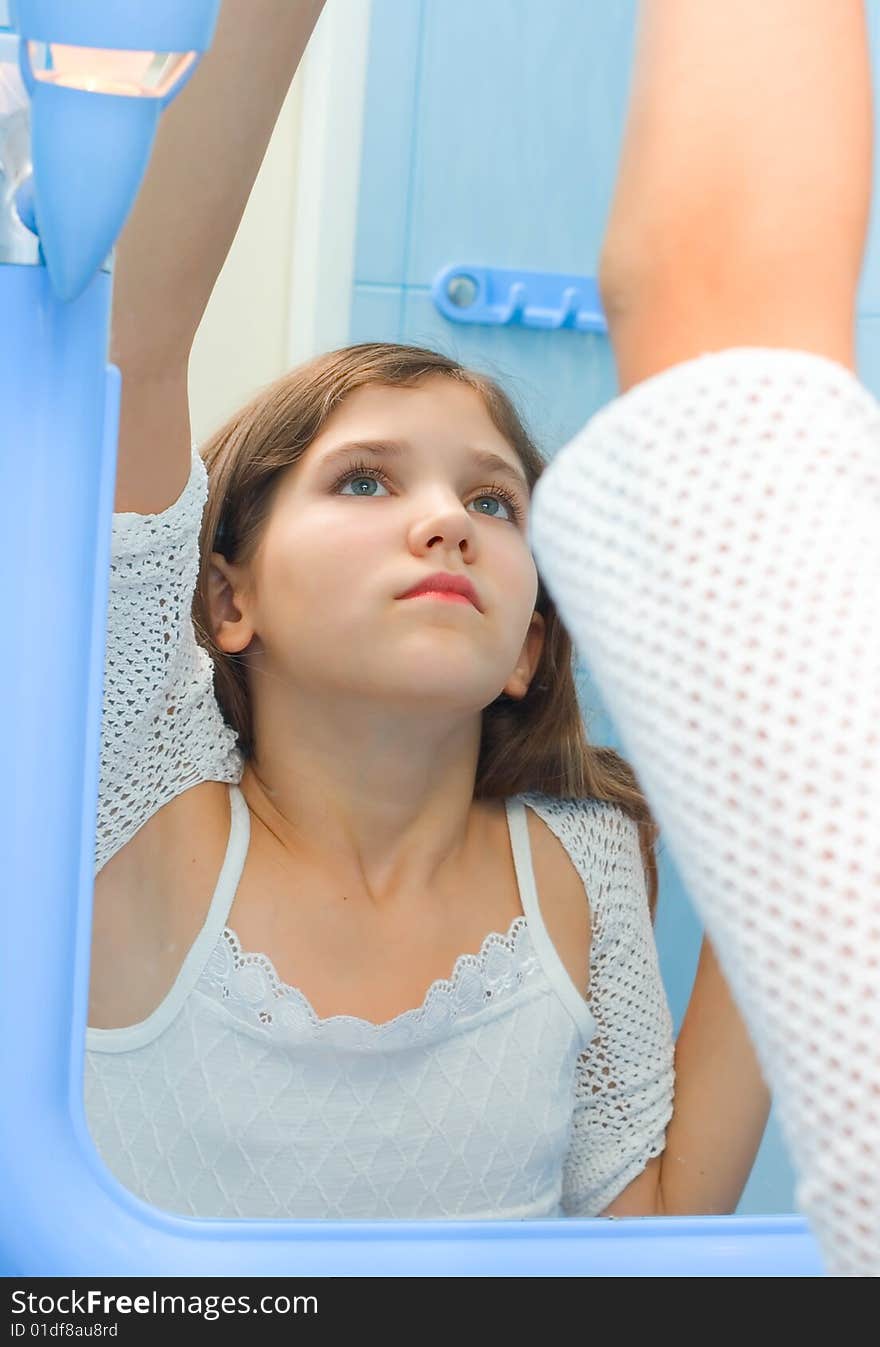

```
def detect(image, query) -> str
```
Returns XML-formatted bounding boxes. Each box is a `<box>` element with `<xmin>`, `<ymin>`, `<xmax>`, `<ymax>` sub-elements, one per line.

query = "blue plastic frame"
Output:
<box><xmin>0</xmin><ymin>4</ymin><xmax>825</xmax><ymax>1278</ymax></box>
<box><xmin>0</xmin><ymin>254</ymin><xmax>825</xmax><ymax>1289</ymax></box>
<box><xmin>9</xmin><ymin>0</ymin><xmax>219</xmax><ymax>52</ymax></box>
<box><xmin>10</xmin><ymin>2</ymin><xmax>221</xmax><ymax>299</ymax></box>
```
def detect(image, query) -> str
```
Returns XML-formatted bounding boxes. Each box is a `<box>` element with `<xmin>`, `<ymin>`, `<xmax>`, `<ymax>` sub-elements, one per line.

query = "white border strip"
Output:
<box><xmin>286</xmin><ymin>0</ymin><xmax>373</xmax><ymax>365</ymax></box>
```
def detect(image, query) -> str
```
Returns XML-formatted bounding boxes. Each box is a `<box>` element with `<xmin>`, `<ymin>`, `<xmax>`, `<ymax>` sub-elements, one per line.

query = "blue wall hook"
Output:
<box><xmin>432</xmin><ymin>263</ymin><xmax>608</xmax><ymax>333</ymax></box>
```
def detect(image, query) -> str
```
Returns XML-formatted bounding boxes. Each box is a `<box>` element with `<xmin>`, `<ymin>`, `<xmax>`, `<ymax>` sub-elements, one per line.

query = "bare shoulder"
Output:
<box><xmin>89</xmin><ymin>779</ymin><xmax>232</xmax><ymax>1029</ymax></box>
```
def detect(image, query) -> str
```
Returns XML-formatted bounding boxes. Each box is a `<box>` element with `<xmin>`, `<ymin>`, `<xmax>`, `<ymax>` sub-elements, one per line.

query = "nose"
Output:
<box><xmin>408</xmin><ymin>493</ymin><xmax>476</xmax><ymax>560</ymax></box>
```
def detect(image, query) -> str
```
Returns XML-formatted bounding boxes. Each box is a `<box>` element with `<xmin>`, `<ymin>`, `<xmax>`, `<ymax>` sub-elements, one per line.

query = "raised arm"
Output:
<box><xmin>531</xmin><ymin>0</ymin><xmax>879</xmax><ymax>1273</ymax></box>
<box><xmin>597</xmin><ymin>0</ymin><xmax>872</xmax><ymax>388</ymax></box>
<box><xmin>94</xmin><ymin>2</ymin><xmax>326</xmax><ymax>873</ymax></box>
<box><xmin>109</xmin><ymin>0</ymin><xmax>326</xmax><ymax>514</ymax></box>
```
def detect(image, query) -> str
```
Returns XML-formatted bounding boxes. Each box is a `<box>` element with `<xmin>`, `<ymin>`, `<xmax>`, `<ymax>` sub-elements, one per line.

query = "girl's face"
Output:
<box><xmin>210</xmin><ymin>377</ymin><xmax>545</xmax><ymax>713</ymax></box>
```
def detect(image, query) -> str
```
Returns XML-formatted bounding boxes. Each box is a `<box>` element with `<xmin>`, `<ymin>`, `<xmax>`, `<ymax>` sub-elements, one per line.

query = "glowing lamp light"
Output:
<box><xmin>9</xmin><ymin>0</ymin><xmax>220</xmax><ymax>300</ymax></box>
<box><xmin>24</xmin><ymin>43</ymin><xmax>196</xmax><ymax>98</ymax></box>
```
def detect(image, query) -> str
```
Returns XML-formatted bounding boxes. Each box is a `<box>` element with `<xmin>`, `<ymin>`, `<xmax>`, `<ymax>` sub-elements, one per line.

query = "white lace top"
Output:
<box><xmin>85</xmin><ymin>442</ymin><xmax>675</xmax><ymax>1221</ymax></box>
<box><xmin>530</xmin><ymin>346</ymin><xmax>880</xmax><ymax>1277</ymax></box>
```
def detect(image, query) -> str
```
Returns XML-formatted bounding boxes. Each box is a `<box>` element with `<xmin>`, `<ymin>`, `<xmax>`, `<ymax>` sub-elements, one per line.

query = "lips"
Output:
<box><xmin>398</xmin><ymin>572</ymin><xmax>481</xmax><ymax>610</ymax></box>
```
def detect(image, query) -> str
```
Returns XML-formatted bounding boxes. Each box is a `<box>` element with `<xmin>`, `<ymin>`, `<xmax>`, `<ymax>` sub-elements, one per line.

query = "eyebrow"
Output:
<box><xmin>315</xmin><ymin>439</ymin><xmax>530</xmax><ymax>491</ymax></box>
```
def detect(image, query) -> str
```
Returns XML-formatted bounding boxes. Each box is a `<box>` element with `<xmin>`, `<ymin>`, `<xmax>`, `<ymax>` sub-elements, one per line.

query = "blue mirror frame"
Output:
<box><xmin>0</xmin><ymin>3</ymin><xmax>825</xmax><ymax>1278</ymax></box>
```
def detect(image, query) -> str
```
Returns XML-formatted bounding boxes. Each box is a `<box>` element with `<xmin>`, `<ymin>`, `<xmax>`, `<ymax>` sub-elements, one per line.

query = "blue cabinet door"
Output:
<box><xmin>349</xmin><ymin>0</ymin><xmax>880</xmax><ymax>1216</ymax></box>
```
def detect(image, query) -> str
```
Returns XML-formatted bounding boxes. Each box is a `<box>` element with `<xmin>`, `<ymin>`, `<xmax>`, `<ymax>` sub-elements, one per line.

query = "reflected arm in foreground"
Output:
<box><xmin>532</xmin><ymin>0</ymin><xmax>877</xmax><ymax>1272</ymax></box>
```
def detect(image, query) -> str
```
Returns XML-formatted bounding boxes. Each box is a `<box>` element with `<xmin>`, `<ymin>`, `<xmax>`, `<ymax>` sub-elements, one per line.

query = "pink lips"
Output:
<box><xmin>398</xmin><ymin>572</ymin><xmax>481</xmax><ymax>610</ymax></box>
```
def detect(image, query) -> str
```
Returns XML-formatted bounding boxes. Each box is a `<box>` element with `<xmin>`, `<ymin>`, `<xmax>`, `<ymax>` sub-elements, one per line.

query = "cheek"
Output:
<box><xmin>263</xmin><ymin>509</ymin><xmax>386</xmax><ymax>608</ymax></box>
<box><xmin>497</xmin><ymin>535</ymin><xmax>539</xmax><ymax>614</ymax></box>
<box><xmin>481</xmin><ymin>536</ymin><xmax>539</xmax><ymax>663</ymax></box>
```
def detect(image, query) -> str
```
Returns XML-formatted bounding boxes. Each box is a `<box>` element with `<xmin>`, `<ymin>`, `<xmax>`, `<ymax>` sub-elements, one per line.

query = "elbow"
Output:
<box><xmin>596</xmin><ymin>230</ymin><xmax>861</xmax><ymax>389</ymax></box>
<box><xmin>596</xmin><ymin>225</ymin><xmax>687</xmax><ymax>321</ymax></box>
<box><xmin>596</xmin><ymin>241</ymin><xmax>644</xmax><ymax>326</ymax></box>
<box><xmin>656</xmin><ymin>1176</ymin><xmax>741</xmax><ymax>1219</ymax></box>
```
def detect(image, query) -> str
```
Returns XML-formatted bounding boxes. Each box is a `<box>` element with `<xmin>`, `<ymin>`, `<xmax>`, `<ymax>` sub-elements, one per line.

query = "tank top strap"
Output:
<box><xmin>202</xmin><ymin>781</ymin><xmax>250</xmax><ymax>929</ymax></box>
<box><xmin>86</xmin><ymin>782</ymin><xmax>250</xmax><ymax>1053</ymax></box>
<box><xmin>504</xmin><ymin>797</ymin><xmax>596</xmax><ymax>1044</ymax></box>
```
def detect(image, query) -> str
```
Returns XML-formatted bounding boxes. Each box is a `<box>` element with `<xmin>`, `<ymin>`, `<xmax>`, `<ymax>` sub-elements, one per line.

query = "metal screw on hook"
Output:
<box><xmin>446</xmin><ymin>274</ymin><xmax>478</xmax><ymax>308</ymax></box>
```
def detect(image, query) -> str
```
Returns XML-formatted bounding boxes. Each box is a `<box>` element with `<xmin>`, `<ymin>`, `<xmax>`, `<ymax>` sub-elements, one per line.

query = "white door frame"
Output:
<box><xmin>286</xmin><ymin>0</ymin><xmax>373</xmax><ymax>365</ymax></box>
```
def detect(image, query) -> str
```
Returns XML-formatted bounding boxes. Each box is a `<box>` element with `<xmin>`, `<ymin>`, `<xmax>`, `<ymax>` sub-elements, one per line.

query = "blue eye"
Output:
<box><xmin>330</xmin><ymin>460</ymin><xmax>526</xmax><ymax>525</ymax></box>
<box><xmin>338</xmin><ymin>473</ymin><xmax>390</xmax><ymax>497</ymax></box>
<box><xmin>468</xmin><ymin>493</ymin><xmax>512</xmax><ymax>517</ymax></box>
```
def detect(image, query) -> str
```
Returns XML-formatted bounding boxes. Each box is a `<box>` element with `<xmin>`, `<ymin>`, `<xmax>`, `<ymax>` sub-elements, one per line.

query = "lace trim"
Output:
<box><xmin>197</xmin><ymin>915</ymin><xmax>544</xmax><ymax>1051</ymax></box>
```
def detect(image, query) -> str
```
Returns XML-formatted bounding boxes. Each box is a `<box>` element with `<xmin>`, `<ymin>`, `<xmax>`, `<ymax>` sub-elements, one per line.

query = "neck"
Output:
<box><xmin>240</xmin><ymin>687</ymin><xmax>486</xmax><ymax>908</ymax></box>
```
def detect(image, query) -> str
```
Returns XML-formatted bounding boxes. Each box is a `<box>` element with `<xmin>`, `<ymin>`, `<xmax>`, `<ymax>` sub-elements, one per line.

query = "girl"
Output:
<box><xmin>85</xmin><ymin>0</ymin><xmax>768</xmax><ymax>1221</ymax></box>
<box><xmin>530</xmin><ymin>0</ymin><xmax>878</xmax><ymax>1276</ymax></box>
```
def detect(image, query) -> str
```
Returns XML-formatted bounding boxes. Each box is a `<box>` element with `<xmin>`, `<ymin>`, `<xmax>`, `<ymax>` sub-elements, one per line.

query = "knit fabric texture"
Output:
<box><xmin>530</xmin><ymin>345</ymin><xmax>880</xmax><ymax>1276</ymax></box>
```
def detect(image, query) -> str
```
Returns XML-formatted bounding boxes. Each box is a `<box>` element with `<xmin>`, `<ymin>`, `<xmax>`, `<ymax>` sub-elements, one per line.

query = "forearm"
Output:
<box><xmin>110</xmin><ymin>0</ymin><xmax>326</xmax><ymax>374</ymax></box>
<box><xmin>598</xmin><ymin>0</ymin><xmax>872</xmax><ymax>389</ymax></box>
<box><xmin>657</xmin><ymin>939</ymin><xmax>770</xmax><ymax>1216</ymax></box>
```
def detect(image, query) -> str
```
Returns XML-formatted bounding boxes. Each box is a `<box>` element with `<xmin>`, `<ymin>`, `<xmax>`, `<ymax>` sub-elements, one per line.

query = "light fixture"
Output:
<box><xmin>9</xmin><ymin>0</ymin><xmax>220</xmax><ymax>299</ymax></box>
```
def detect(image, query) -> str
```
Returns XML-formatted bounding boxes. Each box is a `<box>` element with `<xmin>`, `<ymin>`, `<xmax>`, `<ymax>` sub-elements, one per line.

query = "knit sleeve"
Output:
<box><xmin>562</xmin><ymin>820</ymin><xmax>674</xmax><ymax>1216</ymax></box>
<box><xmin>529</xmin><ymin>346</ymin><xmax>880</xmax><ymax>1275</ymax></box>
<box><xmin>525</xmin><ymin>795</ymin><xmax>675</xmax><ymax>1216</ymax></box>
<box><xmin>95</xmin><ymin>444</ymin><xmax>243</xmax><ymax>876</ymax></box>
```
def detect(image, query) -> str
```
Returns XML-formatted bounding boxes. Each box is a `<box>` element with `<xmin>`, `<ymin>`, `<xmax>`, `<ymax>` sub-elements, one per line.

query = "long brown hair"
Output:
<box><xmin>192</xmin><ymin>342</ymin><xmax>659</xmax><ymax>916</ymax></box>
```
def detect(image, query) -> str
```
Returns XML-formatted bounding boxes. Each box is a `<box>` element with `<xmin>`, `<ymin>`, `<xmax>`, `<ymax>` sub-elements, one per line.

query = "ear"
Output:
<box><xmin>501</xmin><ymin>610</ymin><xmax>546</xmax><ymax>701</ymax></box>
<box><xmin>207</xmin><ymin>551</ymin><xmax>258</xmax><ymax>656</ymax></box>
